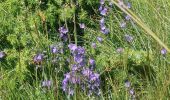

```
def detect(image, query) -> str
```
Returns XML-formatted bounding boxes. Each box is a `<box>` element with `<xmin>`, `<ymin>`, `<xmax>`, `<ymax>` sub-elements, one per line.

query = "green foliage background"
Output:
<box><xmin>0</xmin><ymin>0</ymin><xmax>170</xmax><ymax>99</ymax></box>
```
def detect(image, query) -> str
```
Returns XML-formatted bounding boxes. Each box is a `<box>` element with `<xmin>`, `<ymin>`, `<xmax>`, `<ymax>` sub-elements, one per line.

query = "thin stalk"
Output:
<box><xmin>111</xmin><ymin>0</ymin><xmax>170</xmax><ymax>53</ymax></box>
<box><xmin>73</xmin><ymin>13</ymin><xmax>77</xmax><ymax>45</ymax></box>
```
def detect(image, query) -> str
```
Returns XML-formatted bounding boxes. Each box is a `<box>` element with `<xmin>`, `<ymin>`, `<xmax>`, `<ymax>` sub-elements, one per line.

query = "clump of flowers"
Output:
<box><xmin>59</xmin><ymin>26</ymin><xmax>69</xmax><ymax>41</ymax></box>
<box><xmin>50</xmin><ymin>42</ymin><xmax>64</xmax><ymax>54</ymax></box>
<box><xmin>99</xmin><ymin>1</ymin><xmax>110</xmax><ymax>35</ymax></box>
<box><xmin>62</xmin><ymin>44</ymin><xmax>100</xmax><ymax>96</ymax></box>
<box><xmin>124</xmin><ymin>80</ymin><xmax>136</xmax><ymax>99</ymax></box>
<box><xmin>118</xmin><ymin>1</ymin><xmax>132</xmax><ymax>28</ymax></box>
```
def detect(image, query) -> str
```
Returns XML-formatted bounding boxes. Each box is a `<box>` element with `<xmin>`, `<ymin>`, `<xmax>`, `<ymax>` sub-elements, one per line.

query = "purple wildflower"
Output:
<box><xmin>69</xmin><ymin>45</ymin><xmax>85</xmax><ymax>65</ymax></box>
<box><xmin>82</xmin><ymin>68</ymin><xmax>93</xmax><ymax>77</ymax></box>
<box><xmin>79</xmin><ymin>23</ymin><xmax>85</xmax><ymax>29</ymax></box>
<box><xmin>68</xmin><ymin>43</ymin><xmax>77</xmax><ymax>52</ymax></box>
<box><xmin>101</xmin><ymin>28</ymin><xmax>109</xmax><ymax>34</ymax></box>
<box><xmin>68</xmin><ymin>44</ymin><xmax>86</xmax><ymax>65</ymax></box>
<box><xmin>116</xmin><ymin>47</ymin><xmax>124</xmax><ymax>53</ymax></box>
<box><xmin>64</xmin><ymin>72</ymin><xmax>79</xmax><ymax>84</ymax></box>
<box><xmin>100</xmin><ymin>23</ymin><xmax>106</xmax><ymax>30</ymax></box>
<box><xmin>59</xmin><ymin>26</ymin><xmax>68</xmax><ymax>34</ymax></box>
<box><xmin>120</xmin><ymin>21</ymin><xmax>126</xmax><ymax>28</ymax></box>
<box><xmin>33</xmin><ymin>53</ymin><xmax>44</xmax><ymax>64</ymax></box>
<box><xmin>100</xmin><ymin>7</ymin><xmax>108</xmax><ymax>16</ymax></box>
<box><xmin>125</xmin><ymin>80</ymin><xmax>131</xmax><ymax>88</ymax></box>
<box><xmin>90</xmin><ymin>73</ymin><xmax>100</xmax><ymax>82</ymax></box>
<box><xmin>50</xmin><ymin>43</ymin><xmax>63</xmax><ymax>54</ymax></box>
<box><xmin>42</xmin><ymin>80</ymin><xmax>52</xmax><ymax>88</ymax></box>
<box><xmin>89</xmin><ymin>58</ymin><xmax>95</xmax><ymax>66</ymax></box>
<box><xmin>100</xmin><ymin>0</ymin><xmax>105</xmax><ymax>5</ymax></box>
<box><xmin>65</xmin><ymin>72</ymin><xmax>71</xmax><ymax>79</ymax></box>
<box><xmin>59</xmin><ymin>26</ymin><xmax>68</xmax><ymax>41</ymax></box>
<box><xmin>71</xmin><ymin>64</ymin><xmax>78</xmax><ymax>71</ymax></box>
<box><xmin>127</xmin><ymin>2</ymin><xmax>131</xmax><ymax>9</ymax></box>
<box><xmin>74</xmin><ymin>54</ymin><xmax>84</xmax><ymax>64</ymax></box>
<box><xmin>61</xmin><ymin>34</ymin><xmax>68</xmax><ymax>41</ymax></box>
<box><xmin>52</xmin><ymin>47</ymin><xmax>58</xmax><ymax>53</ymax></box>
<box><xmin>109</xmin><ymin>1</ymin><xmax>113</xmax><ymax>6</ymax></box>
<box><xmin>62</xmin><ymin>78</ymin><xmax>68</xmax><ymax>92</ymax></box>
<box><xmin>161</xmin><ymin>48</ymin><xmax>167</xmax><ymax>55</ymax></box>
<box><xmin>108</xmin><ymin>0</ymin><xmax>113</xmax><ymax>6</ymax></box>
<box><xmin>129</xmin><ymin>89</ymin><xmax>135</xmax><ymax>95</ymax></box>
<box><xmin>76</xmin><ymin>46</ymin><xmax>85</xmax><ymax>55</ymax></box>
<box><xmin>97</xmin><ymin>37</ymin><xmax>103</xmax><ymax>43</ymax></box>
<box><xmin>50</xmin><ymin>46</ymin><xmax>58</xmax><ymax>54</ymax></box>
<box><xmin>70</xmin><ymin>76</ymin><xmax>80</xmax><ymax>84</ymax></box>
<box><xmin>69</xmin><ymin>88</ymin><xmax>74</xmax><ymax>95</ymax></box>
<box><xmin>124</xmin><ymin>34</ymin><xmax>133</xmax><ymax>43</ymax></box>
<box><xmin>125</xmin><ymin>15</ymin><xmax>131</xmax><ymax>20</ymax></box>
<box><xmin>100</xmin><ymin>17</ymin><xmax>105</xmax><ymax>24</ymax></box>
<box><xmin>100</xmin><ymin>17</ymin><xmax>109</xmax><ymax>34</ymax></box>
<box><xmin>99</xmin><ymin>5</ymin><xmax>103</xmax><ymax>11</ymax></box>
<box><xmin>91</xmin><ymin>43</ymin><xmax>97</xmax><ymax>48</ymax></box>
<box><xmin>62</xmin><ymin>45</ymin><xmax>100</xmax><ymax>96</ymax></box>
<box><xmin>62</xmin><ymin>72</ymin><xmax>81</xmax><ymax>94</ymax></box>
<box><xmin>0</xmin><ymin>51</ymin><xmax>6</xmax><ymax>59</ymax></box>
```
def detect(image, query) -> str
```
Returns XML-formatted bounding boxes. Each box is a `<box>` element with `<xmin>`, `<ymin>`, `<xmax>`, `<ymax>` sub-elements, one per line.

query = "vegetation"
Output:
<box><xmin>0</xmin><ymin>0</ymin><xmax>170</xmax><ymax>99</ymax></box>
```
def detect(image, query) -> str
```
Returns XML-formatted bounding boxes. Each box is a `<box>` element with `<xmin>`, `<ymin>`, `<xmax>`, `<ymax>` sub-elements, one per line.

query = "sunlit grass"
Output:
<box><xmin>0</xmin><ymin>0</ymin><xmax>170</xmax><ymax>99</ymax></box>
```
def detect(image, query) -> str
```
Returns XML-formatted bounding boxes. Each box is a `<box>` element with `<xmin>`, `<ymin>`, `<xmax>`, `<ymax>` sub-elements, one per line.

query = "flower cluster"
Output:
<box><xmin>50</xmin><ymin>42</ymin><xmax>64</xmax><ymax>54</ymax></box>
<box><xmin>125</xmin><ymin>80</ymin><xmax>136</xmax><ymax>99</ymax></box>
<box><xmin>118</xmin><ymin>0</ymin><xmax>131</xmax><ymax>9</ymax></box>
<box><xmin>32</xmin><ymin>42</ymin><xmax>64</xmax><ymax>66</ymax></box>
<box><xmin>119</xmin><ymin>1</ymin><xmax>132</xmax><ymax>28</ymax></box>
<box><xmin>99</xmin><ymin>0</ymin><xmax>109</xmax><ymax>35</ymax></box>
<box><xmin>59</xmin><ymin>26</ymin><xmax>69</xmax><ymax>41</ymax></box>
<box><xmin>117</xmin><ymin>1</ymin><xmax>134</xmax><ymax>43</ymax></box>
<box><xmin>62</xmin><ymin>44</ymin><xmax>100</xmax><ymax>96</ymax></box>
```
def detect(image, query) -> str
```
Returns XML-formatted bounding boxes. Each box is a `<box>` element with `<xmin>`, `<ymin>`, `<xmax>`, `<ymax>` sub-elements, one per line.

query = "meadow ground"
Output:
<box><xmin>0</xmin><ymin>0</ymin><xmax>170</xmax><ymax>99</ymax></box>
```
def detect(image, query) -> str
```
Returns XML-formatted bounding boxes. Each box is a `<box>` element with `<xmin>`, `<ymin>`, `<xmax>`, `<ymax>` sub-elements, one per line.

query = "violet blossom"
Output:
<box><xmin>124</xmin><ymin>34</ymin><xmax>133</xmax><ymax>43</ymax></box>
<box><xmin>59</xmin><ymin>26</ymin><xmax>68</xmax><ymax>41</ymax></box>
<box><xmin>79</xmin><ymin>23</ymin><xmax>85</xmax><ymax>29</ymax></box>
<box><xmin>0</xmin><ymin>51</ymin><xmax>6</xmax><ymax>59</ymax></box>
<box><xmin>161</xmin><ymin>48</ymin><xmax>167</xmax><ymax>55</ymax></box>
<box><xmin>91</xmin><ymin>43</ymin><xmax>97</xmax><ymax>48</ymax></box>
<box><xmin>62</xmin><ymin>44</ymin><xmax>100</xmax><ymax>96</ymax></box>
<box><xmin>42</xmin><ymin>80</ymin><xmax>52</xmax><ymax>88</ymax></box>
<box><xmin>97</xmin><ymin>37</ymin><xmax>103</xmax><ymax>43</ymax></box>
<box><xmin>33</xmin><ymin>53</ymin><xmax>44</xmax><ymax>64</ymax></box>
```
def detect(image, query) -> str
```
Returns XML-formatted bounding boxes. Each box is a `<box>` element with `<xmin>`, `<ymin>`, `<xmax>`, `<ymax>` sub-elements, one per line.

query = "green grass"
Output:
<box><xmin>0</xmin><ymin>0</ymin><xmax>170</xmax><ymax>99</ymax></box>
